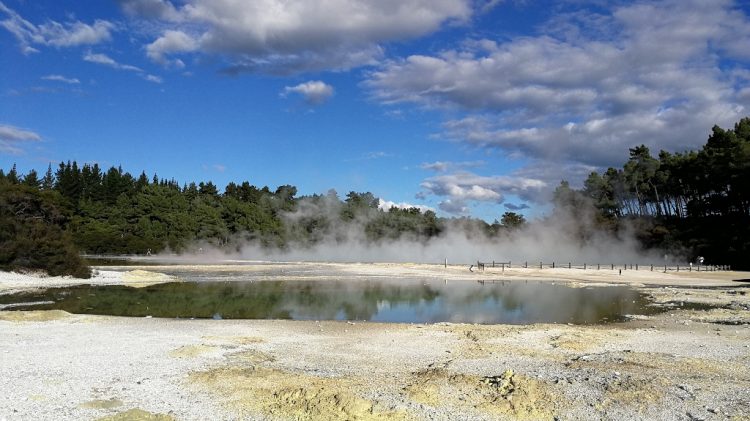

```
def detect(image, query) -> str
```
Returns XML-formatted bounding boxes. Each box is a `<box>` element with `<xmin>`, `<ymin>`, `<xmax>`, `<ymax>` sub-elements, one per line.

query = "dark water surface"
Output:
<box><xmin>0</xmin><ymin>279</ymin><xmax>663</xmax><ymax>324</ymax></box>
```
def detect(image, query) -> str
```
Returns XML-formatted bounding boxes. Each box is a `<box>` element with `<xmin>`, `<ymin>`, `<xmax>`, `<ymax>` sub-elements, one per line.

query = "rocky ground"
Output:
<box><xmin>1</xmin><ymin>263</ymin><xmax>748</xmax><ymax>421</ymax></box>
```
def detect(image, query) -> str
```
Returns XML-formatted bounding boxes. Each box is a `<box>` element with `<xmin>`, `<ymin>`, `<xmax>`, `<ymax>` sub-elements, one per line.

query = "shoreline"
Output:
<box><xmin>1</xmin><ymin>262</ymin><xmax>749</xmax><ymax>420</ymax></box>
<box><xmin>1</xmin><ymin>261</ymin><xmax>746</xmax><ymax>295</ymax></box>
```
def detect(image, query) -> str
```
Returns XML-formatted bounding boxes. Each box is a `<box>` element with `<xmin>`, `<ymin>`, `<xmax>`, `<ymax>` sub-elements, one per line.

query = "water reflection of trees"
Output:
<box><xmin>12</xmin><ymin>280</ymin><xmax>656</xmax><ymax>323</ymax></box>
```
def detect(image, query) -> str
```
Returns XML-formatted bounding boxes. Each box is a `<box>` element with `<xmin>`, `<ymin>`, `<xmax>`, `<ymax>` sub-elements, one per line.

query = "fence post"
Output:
<box><xmin>584</xmin><ymin>263</ymin><xmax>587</xmax><ymax>270</ymax></box>
<box><xmin>524</xmin><ymin>261</ymin><xmax>527</xmax><ymax>268</ymax></box>
<box><xmin>509</xmin><ymin>261</ymin><xmax>511</xmax><ymax>269</ymax></box>
<box><xmin>540</xmin><ymin>262</ymin><xmax>542</xmax><ymax>269</ymax></box>
<box><xmin>650</xmin><ymin>264</ymin><xmax>653</xmax><ymax>271</ymax></box>
<box><xmin>636</xmin><ymin>264</ymin><xmax>638</xmax><ymax>270</ymax></box>
<box><xmin>552</xmin><ymin>262</ymin><xmax>555</xmax><ymax>268</ymax></box>
<box><xmin>677</xmin><ymin>265</ymin><xmax>680</xmax><ymax>272</ymax></box>
<box><xmin>597</xmin><ymin>264</ymin><xmax>600</xmax><ymax>270</ymax></box>
<box><xmin>568</xmin><ymin>262</ymin><xmax>571</xmax><ymax>269</ymax></box>
<box><xmin>611</xmin><ymin>264</ymin><xmax>614</xmax><ymax>270</ymax></box>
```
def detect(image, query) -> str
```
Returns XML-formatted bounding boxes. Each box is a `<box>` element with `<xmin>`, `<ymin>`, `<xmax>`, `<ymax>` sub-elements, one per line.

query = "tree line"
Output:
<box><xmin>554</xmin><ymin>117</ymin><xmax>750</xmax><ymax>269</ymax></box>
<box><xmin>2</xmin><ymin>117</ymin><xmax>747</xmax><ymax>277</ymax></box>
<box><xmin>0</xmin><ymin>161</ymin><xmax>527</xmax><ymax>276</ymax></box>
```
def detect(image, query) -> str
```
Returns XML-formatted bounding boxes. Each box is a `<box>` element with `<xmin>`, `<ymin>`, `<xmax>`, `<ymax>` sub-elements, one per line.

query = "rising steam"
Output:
<box><xmin>159</xmin><ymin>193</ymin><xmax>677</xmax><ymax>266</ymax></box>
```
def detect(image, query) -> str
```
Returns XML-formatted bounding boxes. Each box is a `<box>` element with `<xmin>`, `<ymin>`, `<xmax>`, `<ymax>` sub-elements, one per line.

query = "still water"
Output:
<box><xmin>0</xmin><ymin>279</ymin><xmax>661</xmax><ymax>324</ymax></box>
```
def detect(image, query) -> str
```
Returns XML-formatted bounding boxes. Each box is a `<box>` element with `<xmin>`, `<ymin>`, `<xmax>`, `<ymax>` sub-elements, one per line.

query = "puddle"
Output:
<box><xmin>0</xmin><ymin>279</ymin><xmax>671</xmax><ymax>324</ymax></box>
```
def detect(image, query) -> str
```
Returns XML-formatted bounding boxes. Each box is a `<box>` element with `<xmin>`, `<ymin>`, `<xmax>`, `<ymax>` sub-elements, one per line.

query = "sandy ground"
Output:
<box><xmin>1</xmin><ymin>262</ymin><xmax>749</xmax><ymax>420</ymax></box>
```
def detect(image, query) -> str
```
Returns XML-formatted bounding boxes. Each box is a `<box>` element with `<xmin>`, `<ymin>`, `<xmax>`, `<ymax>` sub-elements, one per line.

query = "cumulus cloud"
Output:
<box><xmin>438</xmin><ymin>199</ymin><xmax>468</xmax><ymax>215</ymax></box>
<box><xmin>367</xmin><ymin>0</ymin><xmax>750</xmax><ymax>172</ymax></box>
<box><xmin>419</xmin><ymin>171</ymin><xmax>547</xmax><ymax>210</ymax></box>
<box><xmin>377</xmin><ymin>198</ymin><xmax>434</xmax><ymax>213</ymax></box>
<box><xmin>41</xmin><ymin>74</ymin><xmax>80</xmax><ymax>84</ymax></box>
<box><xmin>0</xmin><ymin>2</ymin><xmax>113</xmax><ymax>53</ymax></box>
<box><xmin>120</xmin><ymin>0</ymin><xmax>472</xmax><ymax>73</ymax></box>
<box><xmin>282</xmin><ymin>81</ymin><xmax>334</xmax><ymax>105</ymax></box>
<box><xmin>0</xmin><ymin>123</ymin><xmax>41</xmax><ymax>154</ymax></box>
<box><xmin>146</xmin><ymin>30</ymin><xmax>197</xmax><ymax>67</ymax></box>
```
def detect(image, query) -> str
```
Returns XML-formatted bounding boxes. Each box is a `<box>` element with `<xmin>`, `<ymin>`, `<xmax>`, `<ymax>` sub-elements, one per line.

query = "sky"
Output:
<box><xmin>1</xmin><ymin>0</ymin><xmax>749</xmax><ymax>221</ymax></box>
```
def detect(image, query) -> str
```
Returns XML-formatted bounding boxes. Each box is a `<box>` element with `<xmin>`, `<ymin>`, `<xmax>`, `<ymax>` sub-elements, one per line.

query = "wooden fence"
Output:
<box><xmin>473</xmin><ymin>260</ymin><xmax>731</xmax><ymax>272</ymax></box>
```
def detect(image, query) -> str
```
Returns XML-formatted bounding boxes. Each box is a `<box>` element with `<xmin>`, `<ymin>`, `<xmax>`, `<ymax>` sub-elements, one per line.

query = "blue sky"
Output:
<box><xmin>1</xmin><ymin>0</ymin><xmax>749</xmax><ymax>221</ymax></box>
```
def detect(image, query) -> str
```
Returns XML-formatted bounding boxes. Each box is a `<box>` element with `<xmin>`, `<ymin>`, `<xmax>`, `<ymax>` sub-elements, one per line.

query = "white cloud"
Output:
<box><xmin>142</xmin><ymin>74</ymin><xmax>163</xmax><ymax>83</ymax></box>
<box><xmin>438</xmin><ymin>199</ymin><xmax>468</xmax><ymax>215</ymax></box>
<box><xmin>0</xmin><ymin>2</ymin><xmax>114</xmax><ymax>53</ymax></box>
<box><xmin>282</xmin><ymin>80</ymin><xmax>334</xmax><ymax>104</ymax></box>
<box><xmin>83</xmin><ymin>52</ymin><xmax>142</xmax><ymax>72</ymax></box>
<box><xmin>41</xmin><ymin>74</ymin><xmax>80</xmax><ymax>84</ymax></box>
<box><xmin>366</xmin><ymin>0</ymin><xmax>750</xmax><ymax>172</ymax></box>
<box><xmin>118</xmin><ymin>0</ymin><xmax>180</xmax><ymax>20</ymax></box>
<box><xmin>377</xmin><ymin>198</ymin><xmax>434</xmax><ymax>213</ymax></box>
<box><xmin>123</xmin><ymin>0</ymin><xmax>472</xmax><ymax>73</ymax></box>
<box><xmin>0</xmin><ymin>123</ymin><xmax>41</xmax><ymax>154</ymax></box>
<box><xmin>146</xmin><ymin>30</ymin><xmax>197</xmax><ymax>67</ymax></box>
<box><xmin>420</xmin><ymin>160</ymin><xmax>484</xmax><ymax>172</ymax></box>
<box><xmin>362</xmin><ymin>151</ymin><xmax>391</xmax><ymax>160</ymax></box>
<box><xmin>419</xmin><ymin>171</ymin><xmax>547</xmax><ymax>207</ymax></box>
<box><xmin>421</xmin><ymin>161</ymin><xmax>451</xmax><ymax>172</ymax></box>
<box><xmin>83</xmin><ymin>52</ymin><xmax>166</xmax><ymax>84</ymax></box>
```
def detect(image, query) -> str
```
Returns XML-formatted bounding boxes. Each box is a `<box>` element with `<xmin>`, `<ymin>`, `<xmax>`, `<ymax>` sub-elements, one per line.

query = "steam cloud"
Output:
<box><xmin>158</xmin><ymin>193</ymin><xmax>677</xmax><ymax>266</ymax></box>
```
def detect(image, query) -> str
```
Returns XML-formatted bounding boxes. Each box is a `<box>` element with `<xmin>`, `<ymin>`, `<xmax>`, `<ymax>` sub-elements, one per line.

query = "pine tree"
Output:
<box><xmin>41</xmin><ymin>164</ymin><xmax>55</xmax><ymax>190</ymax></box>
<box><xmin>22</xmin><ymin>169</ymin><xmax>40</xmax><ymax>188</ymax></box>
<box><xmin>7</xmin><ymin>164</ymin><xmax>19</xmax><ymax>184</ymax></box>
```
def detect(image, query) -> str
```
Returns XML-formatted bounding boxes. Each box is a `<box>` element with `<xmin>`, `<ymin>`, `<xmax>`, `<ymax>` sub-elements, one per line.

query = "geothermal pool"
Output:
<box><xmin>0</xmin><ymin>278</ymin><xmax>662</xmax><ymax>324</ymax></box>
